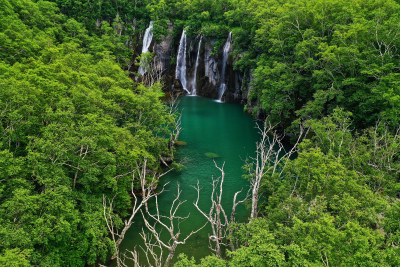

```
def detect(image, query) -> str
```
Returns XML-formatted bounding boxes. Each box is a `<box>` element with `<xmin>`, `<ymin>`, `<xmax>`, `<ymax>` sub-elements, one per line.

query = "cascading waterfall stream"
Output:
<box><xmin>217</xmin><ymin>32</ymin><xmax>232</xmax><ymax>101</ymax></box>
<box><xmin>191</xmin><ymin>37</ymin><xmax>202</xmax><ymax>96</ymax></box>
<box><xmin>138</xmin><ymin>21</ymin><xmax>153</xmax><ymax>75</ymax></box>
<box><xmin>176</xmin><ymin>30</ymin><xmax>190</xmax><ymax>94</ymax></box>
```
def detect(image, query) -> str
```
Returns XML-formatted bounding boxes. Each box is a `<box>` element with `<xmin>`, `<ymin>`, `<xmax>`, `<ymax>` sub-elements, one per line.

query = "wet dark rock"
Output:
<box><xmin>135</xmin><ymin>26</ymin><xmax>252</xmax><ymax>104</ymax></box>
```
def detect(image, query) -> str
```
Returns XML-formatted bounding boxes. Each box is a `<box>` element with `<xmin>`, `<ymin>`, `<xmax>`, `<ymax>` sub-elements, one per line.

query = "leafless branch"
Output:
<box><xmin>249</xmin><ymin>118</ymin><xmax>307</xmax><ymax>219</ymax></box>
<box><xmin>141</xmin><ymin>184</ymin><xmax>207</xmax><ymax>267</ymax></box>
<box><xmin>103</xmin><ymin>158</ymin><xmax>171</xmax><ymax>266</ymax></box>
<box><xmin>193</xmin><ymin>161</ymin><xmax>249</xmax><ymax>256</ymax></box>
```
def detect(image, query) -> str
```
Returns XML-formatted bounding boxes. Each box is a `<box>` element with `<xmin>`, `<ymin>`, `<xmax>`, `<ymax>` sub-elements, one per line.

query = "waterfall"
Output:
<box><xmin>218</xmin><ymin>32</ymin><xmax>232</xmax><ymax>101</ymax></box>
<box><xmin>191</xmin><ymin>37</ymin><xmax>202</xmax><ymax>96</ymax></box>
<box><xmin>176</xmin><ymin>30</ymin><xmax>190</xmax><ymax>94</ymax></box>
<box><xmin>138</xmin><ymin>21</ymin><xmax>153</xmax><ymax>75</ymax></box>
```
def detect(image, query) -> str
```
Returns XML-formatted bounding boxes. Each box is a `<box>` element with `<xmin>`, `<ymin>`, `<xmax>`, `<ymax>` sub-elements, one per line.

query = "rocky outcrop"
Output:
<box><xmin>196</xmin><ymin>39</ymin><xmax>219</xmax><ymax>99</ymax></box>
<box><xmin>194</xmin><ymin>37</ymin><xmax>245</xmax><ymax>103</ymax></box>
<box><xmin>153</xmin><ymin>22</ymin><xmax>176</xmax><ymax>88</ymax></box>
<box><xmin>174</xmin><ymin>35</ymin><xmax>221</xmax><ymax>98</ymax></box>
<box><xmin>203</xmin><ymin>40</ymin><xmax>220</xmax><ymax>87</ymax></box>
<box><xmin>136</xmin><ymin>24</ymin><xmax>250</xmax><ymax>103</ymax></box>
<box><xmin>153</xmin><ymin>23</ymin><xmax>173</xmax><ymax>73</ymax></box>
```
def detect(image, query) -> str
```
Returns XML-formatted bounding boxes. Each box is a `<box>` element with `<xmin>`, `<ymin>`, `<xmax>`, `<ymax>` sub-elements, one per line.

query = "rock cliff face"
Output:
<box><xmin>186</xmin><ymin>36</ymin><xmax>247</xmax><ymax>103</ymax></box>
<box><xmin>140</xmin><ymin>25</ymin><xmax>251</xmax><ymax>105</ymax></box>
<box><xmin>152</xmin><ymin>22</ymin><xmax>176</xmax><ymax>88</ymax></box>
<box><xmin>153</xmin><ymin>24</ymin><xmax>173</xmax><ymax>73</ymax></box>
<box><xmin>197</xmin><ymin>39</ymin><xmax>219</xmax><ymax>99</ymax></box>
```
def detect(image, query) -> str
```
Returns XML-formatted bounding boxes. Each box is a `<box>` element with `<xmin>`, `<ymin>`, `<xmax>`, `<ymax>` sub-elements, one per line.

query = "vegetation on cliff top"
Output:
<box><xmin>1</xmin><ymin>0</ymin><xmax>400</xmax><ymax>266</ymax></box>
<box><xmin>0</xmin><ymin>0</ymin><xmax>173</xmax><ymax>265</ymax></box>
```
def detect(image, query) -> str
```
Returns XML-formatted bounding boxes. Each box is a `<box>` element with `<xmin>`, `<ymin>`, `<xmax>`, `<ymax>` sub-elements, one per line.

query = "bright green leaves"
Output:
<box><xmin>136</xmin><ymin>52</ymin><xmax>155</xmax><ymax>76</ymax></box>
<box><xmin>241</xmin><ymin>0</ymin><xmax>400</xmax><ymax>130</ymax></box>
<box><xmin>175</xmin><ymin>254</ymin><xmax>227</xmax><ymax>267</ymax></box>
<box><xmin>286</xmin><ymin>216</ymin><xmax>385</xmax><ymax>266</ymax></box>
<box><xmin>383</xmin><ymin>201</ymin><xmax>400</xmax><ymax>264</ymax></box>
<box><xmin>0</xmin><ymin>0</ymin><xmax>63</xmax><ymax>64</ymax></box>
<box><xmin>230</xmin><ymin>110</ymin><xmax>399</xmax><ymax>266</ymax></box>
<box><xmin>0</xmin><ymin>0</ymin><xmax>173</xmax><ymax>265</ymax></box>
<box><xmin>253</xmin><ymin>60</ymin><xmax>297</xmax><ymax>126</ymax></box>
<box><xmin>303</xmin><ymin>109</ymin><xmax>400</xmax><ymax>197</ymax></box>
<box><xmin>229</xmin><ymin>219</ymin><xmax>285</xmax><ymax>267</ymax></box>
<box><xmin>0</xmin><ymin>248</ymin><xmax>31</xmax><ymax>267</ymax></box>
<box><xmin>284</xmin><ymin>147</ymin><xmax>383</xmax><ymax>227</ymax></box>
<box><xmin>0</xmin><ymin>150</ymin><xmax>25</xmax><ymax>200</ymax></box>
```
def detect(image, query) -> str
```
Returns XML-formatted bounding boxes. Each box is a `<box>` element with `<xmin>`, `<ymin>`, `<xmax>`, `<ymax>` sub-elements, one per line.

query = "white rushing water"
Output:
<box><xmin>138</xmin><ymin>21</ymin><xmax>153</xmax><ymax>75</ymax></box>
<box><xmin>218</xmin><ymin>32</ymin><xmax>232</xmax><ymax>101</ymax></box>
<box><xmin>176</xmin><ymin>30</ymin><xmax>190</xmax><ymax>94</ymax></box>
<box><xmin>191</xmin><ymin>37</ymin><xmax>202</xmax><ymax>96</ymax></box>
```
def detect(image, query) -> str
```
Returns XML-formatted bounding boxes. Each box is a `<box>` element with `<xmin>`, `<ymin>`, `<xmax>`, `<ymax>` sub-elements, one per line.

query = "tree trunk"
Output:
<box><xmin>251</xmin><ymin>189</ymin><xmax>258</xmax><ymax>219</ymax></box>
<box><xmin>164</xmin><ymin>245</ymin><xmax>177</xmax><ymax>267</ymax></box>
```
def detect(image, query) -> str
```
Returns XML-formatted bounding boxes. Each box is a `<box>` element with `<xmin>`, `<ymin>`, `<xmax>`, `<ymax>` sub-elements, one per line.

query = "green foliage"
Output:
<box><xmin>0</xmin><ymin>248</ymin><xmax>31</xmax><ymax>267</ymax></box>
<box><xmin>46</xmin><ymin>0</ymin><xmax>400</xmax><ymax>130</ymax></box>
<box><xmin>136</xmin><ymin>52</ymin><xmax>155</xmax><ymax>75</ymax></box>
<box><xmin>0</xmin><ymin>0</ymin><xmax>173</xmax><ymax>265</ymax></box>
<box><xmin>246</xmin><ymin>0</ymin><xmax>400</xmax><ymax>129</ymax></box>
<box><xmin>175</xmin><ymin>254</ymin><xmax>226</xmax><ymax>267</ymax></box>
<box><xmin>2</xmin><ymin>0</ymin><xmax>400</xmax><ymax>266</ymax></box>
<box><xmin>49</xmin><ymin>0</ymin><xmax>150</xmax><ymax>32</ymax></box>
<box><xmin>174</xmin><ymin>254</ymin><xmax>197</xmax><ymax>267</ymax></box>
<box><xmin>203</xmin><ymin>110</ymin><xmax>399</xmax><ymax>266</ymax></box>
<box><xmin>229</xmin><ymin>219</ymin><xmax>285</xmax><ymax>267</ymax></box>
<box><xmin>230</xmin><ymin>110</ymin><xmax>399</xmax><ymax>266</ymax></box>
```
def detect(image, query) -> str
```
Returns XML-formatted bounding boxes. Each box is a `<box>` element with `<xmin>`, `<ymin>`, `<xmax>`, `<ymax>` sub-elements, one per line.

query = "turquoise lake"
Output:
<box><xmin>117</xmin><ymin>96</ymin><xmax>260</xmax><ymax>265</ymax></box>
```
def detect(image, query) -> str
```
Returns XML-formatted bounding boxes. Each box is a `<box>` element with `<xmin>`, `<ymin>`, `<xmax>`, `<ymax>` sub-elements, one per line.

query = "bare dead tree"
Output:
<box><xmin>366</xmin><ymin>121</ymin><xmax>400</xmax><ymax>174</ymax></box>
<box><xmin>193</xmin><ymin>163</ymin><xmax>227</xmax><ymax>258</ymax></box>
<box><xmin>141</xmin><ymin>184</ymin><xmax>207</xmax><ymax>267</ymax></box>
<box><xmin>193</xmin><ymin>161</ymin><xmax>249</xmax><ymax>257</ymax></box>
<box><xmin>249</xmin><ymin>119</ymin><xmax>307</xmax><ymax>219</ymax></box>
<box><xmin>103</xmin><ymin>158</ymin><xmax>172</xmax><ymax>267</ymax></box>
<box><xmin>139</xmin><ymin>231</ymin><xmax>164</xmax><ymax>267</ymax></box>
<box><xmin>122</xmin><ymin>250</ymin><xmax>140</xmax><ymax>267</ymax></box>
<box><xmin>158</xmin><ymin>92</ymin><xmax>182</xmax><ymax>167</ymax></box>
<box><xmin>347</xmin><ymin>120</ymin><xmax>400</xmax><ymax>192</ymax></box>
<box><xmin>124</xmin><ymin>229</ymin><xmax>164</xmax><ymax>267</ymax></box>
<box><xmin>168</xmin><ymin>94</ymin><xmax>182</xmax><ymax>158</ymax></box>
<box><xmin>228</xmin><ymin>187</ymin><xmax>249</xmax><ymax>251</ymax></box>
<box><xmin>142</xmin><ymin>56</ymin><xmax>164</xmax><ymax>86</ymax></box>
<box><xmin>312</xmin><ymin>116</ymin><xmax>400</xmax><ymax>191</ymax></box>
<box><xmin>167</xmin><ymin>91</ymin><xmax>181</xmax><ymax>119</ymax></box>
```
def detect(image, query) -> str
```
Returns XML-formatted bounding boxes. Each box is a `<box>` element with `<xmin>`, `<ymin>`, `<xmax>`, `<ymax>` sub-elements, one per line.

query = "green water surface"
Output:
<box><xmin>118</xmin><ymin>96</ymin><xmax>259</xmax><ymax>265</ymax></box>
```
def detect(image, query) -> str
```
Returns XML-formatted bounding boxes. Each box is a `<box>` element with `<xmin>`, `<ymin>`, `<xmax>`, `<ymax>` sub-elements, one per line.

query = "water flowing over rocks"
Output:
<box><xmin>175</xmin><ymin>30</ymin><xmax>189</xmax><ymax>94</ymax></box>
<box><xmin>190</xmin><ymin>37</ymin><xmax>202</xmax><ymax>95</ymax></box>
<box><xmin>137</xmin><ymin>25</ymin><xmax>254</xmax><ymax>106</ymax></box>
<box><xmin>138</xmin><ymin>22</ymin><xmax>154</xmax><ymax>75</ymax></box>
<box><xmin>218</xmin><ymin>32</ymin><xmax>232</xmax><ymax>101</ymax></box>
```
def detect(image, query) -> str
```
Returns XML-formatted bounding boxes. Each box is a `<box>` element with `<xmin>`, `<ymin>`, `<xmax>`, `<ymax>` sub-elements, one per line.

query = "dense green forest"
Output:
<box><xmin>0</xmin><ymin>0</ymin><xmax>173</xmax><ymax>265</ymax></box>
<box><xmin>1</xmin><ymin>0</ymin><xmax>400</xmax><ymax>266</ymax></box>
